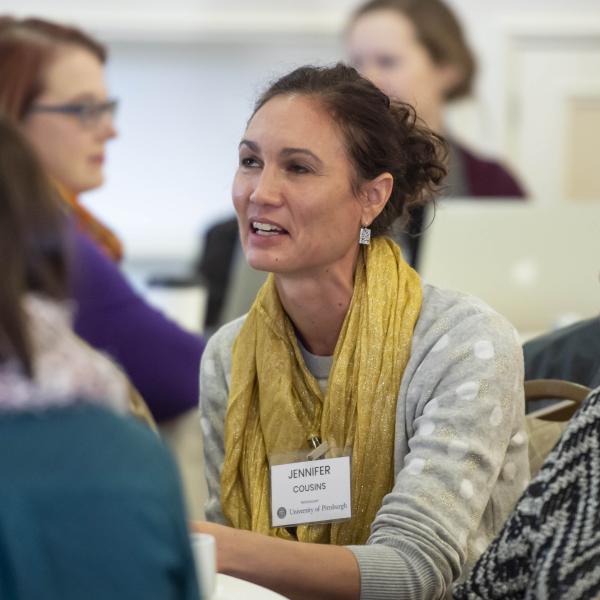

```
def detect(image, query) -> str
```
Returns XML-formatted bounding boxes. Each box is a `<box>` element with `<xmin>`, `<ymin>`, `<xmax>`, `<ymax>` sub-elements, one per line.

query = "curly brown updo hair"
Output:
<box><xmin>252</xmin><ymin>63</ymin><xmax>447</xmax><ymax>236</ymax></box>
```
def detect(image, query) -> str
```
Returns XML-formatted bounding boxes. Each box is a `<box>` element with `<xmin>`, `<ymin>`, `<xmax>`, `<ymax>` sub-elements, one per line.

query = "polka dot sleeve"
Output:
<box><xmin>347</xmin><ymin>286</ymin><xmax>528</xmax><ymax>600</ymax></box>
<box><xmin>199</xmin><ymin>317</ymin><xmax>245</xmax><ymax>524</ymax></box>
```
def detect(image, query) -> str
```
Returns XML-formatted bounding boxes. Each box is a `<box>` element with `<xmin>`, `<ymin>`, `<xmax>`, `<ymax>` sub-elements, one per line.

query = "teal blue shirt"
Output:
<box><xmin>0</xmin><ymin>404</ymin><xmax>200</xmax><ymax>600</ymax></box>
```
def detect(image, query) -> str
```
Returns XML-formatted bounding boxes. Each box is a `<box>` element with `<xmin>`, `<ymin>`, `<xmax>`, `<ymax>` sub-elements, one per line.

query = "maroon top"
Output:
<box><xmin>457</xmin><ymin>143</ymin><xmax>526</xmax><ymax>198</ymax></box>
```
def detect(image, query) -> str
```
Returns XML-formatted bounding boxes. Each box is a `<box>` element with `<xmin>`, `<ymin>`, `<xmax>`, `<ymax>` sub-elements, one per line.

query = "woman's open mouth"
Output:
<box><xmin>251</xmin><ymin>221</ymin><xmax>289</xmax><ymax>237</ymax></box>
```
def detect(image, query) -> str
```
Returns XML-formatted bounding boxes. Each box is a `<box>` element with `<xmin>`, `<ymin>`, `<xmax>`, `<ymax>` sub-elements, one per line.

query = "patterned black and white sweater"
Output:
<box><xmin>454</xmin><ymin>385</ymin><xmax>600</xmax><ymax>600</ymax></box>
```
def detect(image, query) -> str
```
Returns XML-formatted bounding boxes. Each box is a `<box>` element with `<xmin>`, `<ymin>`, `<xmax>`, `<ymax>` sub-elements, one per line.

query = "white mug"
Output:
<box><xmin>190</xmin><ymin>532</ymin><xmax>216</xmax><ymax>599</ymax></box>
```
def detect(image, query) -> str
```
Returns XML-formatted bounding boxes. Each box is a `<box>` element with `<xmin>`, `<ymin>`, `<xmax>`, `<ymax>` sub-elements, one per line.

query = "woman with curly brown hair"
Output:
<box><xmin>194</xmin><ymin>64</ymin><xmax>528</xmax><ymax>599</ymax></box>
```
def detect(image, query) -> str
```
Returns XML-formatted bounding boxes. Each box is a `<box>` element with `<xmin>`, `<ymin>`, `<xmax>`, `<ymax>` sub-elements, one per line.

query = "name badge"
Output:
<box><xmin>270</xmin><ymin>456</ymin><xmax>352</xmax><ymax>527</ymax></box>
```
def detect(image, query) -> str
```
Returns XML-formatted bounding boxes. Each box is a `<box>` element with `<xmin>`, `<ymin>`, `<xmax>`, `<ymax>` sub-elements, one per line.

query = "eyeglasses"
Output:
<box><xmin>29</xmin><ymin>99</ymin><xmax>119</xmax><ymax>128</ymax></box>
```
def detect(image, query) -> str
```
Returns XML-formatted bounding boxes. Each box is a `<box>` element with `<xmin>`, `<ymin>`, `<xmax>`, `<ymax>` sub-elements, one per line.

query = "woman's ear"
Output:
<box><xmin>359</xmin><ymin>172</ymin><xmax>393</xmax><ymax>226</ymax></box>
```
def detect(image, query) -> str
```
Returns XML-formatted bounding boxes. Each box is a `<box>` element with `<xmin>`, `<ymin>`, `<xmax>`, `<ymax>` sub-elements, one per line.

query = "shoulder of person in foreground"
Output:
<box><xmin>346</xmin><ymin>284</ymin><xmax>528</xmax><ymax>600</ymax></box>
<box><xmin>199</xmin><ymin>315</ymin><xmax>246</xmax><ymax>524</ymax></box>
<box><xmin>68</xmin><ymin>227</ymin><xmax>205</xmax><ymax>422</ymax></box>
<box><xmin>0</xmin><ymin>405</ymin><xmax>200</xmax><ymax>600</ymax></box>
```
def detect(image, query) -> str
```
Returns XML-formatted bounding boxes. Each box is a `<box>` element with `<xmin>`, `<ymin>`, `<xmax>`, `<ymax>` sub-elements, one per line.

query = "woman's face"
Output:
<box><xmin>232</xmin><ymin>94</ymin><xmax>367</xmax><ymax>277</ymax></box>
<box><xmin>22</xmin><ymin>46</ymin><xmax>116</xmax><ymax>195</ymax></box>
<box><xmin>347</xmin><ymin>9</ymin><xmax>456</xmax><ymax>127</ymax></box>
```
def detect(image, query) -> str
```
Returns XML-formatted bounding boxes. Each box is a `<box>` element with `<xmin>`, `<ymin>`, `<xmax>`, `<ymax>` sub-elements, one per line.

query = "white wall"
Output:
<box><xmin>89</xmin><ymin>38</ymin><xmax>342</xmax><ymax>259</ymax></box>
<box><xmin>5</xmin><ymin>0</ymin><xmax>600</xmax><ymax>260</ymax></box>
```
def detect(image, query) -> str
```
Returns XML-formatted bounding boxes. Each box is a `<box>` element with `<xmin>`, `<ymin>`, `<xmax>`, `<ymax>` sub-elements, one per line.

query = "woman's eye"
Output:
<box><xmin>378</xmin><ymin>55</ymin><xmax>400</xmax><ymax>69</ymax></box>
<box><xmin>288</xmin><ymin>163</ymin><xmax>310</xmax><ymax>174</ymax></box>
<box><xmin>240</xmin><ymin>157</ymin><xmax>260</xmax><ymax>168</ymax></box>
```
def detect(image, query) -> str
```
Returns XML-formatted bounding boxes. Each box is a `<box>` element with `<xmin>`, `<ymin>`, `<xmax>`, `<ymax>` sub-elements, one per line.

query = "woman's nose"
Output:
<box><xmin>97</xmin><ymin>114</ymin><xmax>117</xmax><ymax>141</ymax></box>
<box><xmin>250</xmin><ymin>167</ymin><xmax>282</xmax><ymax>206</ymax></box>
<box><xmin>104</xmin><ymin>120</ymin><xmax>118</xmax><ymax>140</ymax></box>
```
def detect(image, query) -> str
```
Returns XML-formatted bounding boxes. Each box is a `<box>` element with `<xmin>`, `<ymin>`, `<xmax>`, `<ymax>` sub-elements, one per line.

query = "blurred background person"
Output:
<box><xmin>0</xmin><ymin>19</ymin><xmax>122</xmax><ymax>262</ymax></box>
<box><xmin>0</xmin><ymin>116</ymin><xmax>200</xmax><ymax>600</ymax></box>
<box><xmin>345</xmin><ymin>0</ymin><xmax>526</xmax><ymax>266</ymax></box>
<box><xmin>346</xmin><ymin>0</ymin><xmax>524</xmax><ymax>196</ymax></box>
<box><xmin>0</xmin><ymin>17</ymin><xmax>205</xmax><ymax>425</ymax></box>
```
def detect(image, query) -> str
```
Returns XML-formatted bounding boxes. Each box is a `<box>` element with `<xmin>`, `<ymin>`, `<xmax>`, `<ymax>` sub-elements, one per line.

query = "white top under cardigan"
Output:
<box><xmin>199</xmin><ymin>283</ymin><xmax>529</xmax><ymax>600</ymax></box>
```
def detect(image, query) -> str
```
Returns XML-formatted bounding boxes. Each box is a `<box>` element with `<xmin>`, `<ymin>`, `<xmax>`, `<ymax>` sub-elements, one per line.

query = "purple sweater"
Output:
<box><xmin>69</xmin><ymin>229</ymin><xmax>205</xmax><ymax>422</ymax></box>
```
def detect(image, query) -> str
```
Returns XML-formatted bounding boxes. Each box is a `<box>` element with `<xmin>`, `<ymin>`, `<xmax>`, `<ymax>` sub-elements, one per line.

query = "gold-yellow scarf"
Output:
<box><xmin>221</xmin><ymin>237</ymin><xmax>422</xmax><ymax>545</ymax></box>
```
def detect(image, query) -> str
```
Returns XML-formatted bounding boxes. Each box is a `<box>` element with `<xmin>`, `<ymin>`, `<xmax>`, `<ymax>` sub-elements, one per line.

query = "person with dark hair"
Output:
<box><xmin>346</xmin><ymin>0</ymin><xmax>526</xmax><ymax>266</ymax></box>
<box><xmin>194</xmin><ymin>64</ymin><xmax>527</xmax><ymax>600</ymax></box>
<box><xmin>0</xmin><ymin>17</ymin><xmax>205</xmax><ymax>423</ymax></box>
<box><xmin>0</xmin><ymin>117</ymin><xmax>200</xmax><ymax>600</ymax></box>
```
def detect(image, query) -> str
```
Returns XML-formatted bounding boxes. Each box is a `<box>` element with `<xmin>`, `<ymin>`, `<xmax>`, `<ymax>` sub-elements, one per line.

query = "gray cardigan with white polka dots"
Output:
<box><xmin>199</xmin><ymin>283</ymin><xmax>528</xmax><ymax>600</ymax></box>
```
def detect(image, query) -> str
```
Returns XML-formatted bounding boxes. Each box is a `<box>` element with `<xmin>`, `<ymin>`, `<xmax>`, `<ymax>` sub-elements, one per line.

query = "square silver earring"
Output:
<box><xmin>359</xmin><ymin>226</ymin><xmax>371</xmax><ymax>245</ymax></box>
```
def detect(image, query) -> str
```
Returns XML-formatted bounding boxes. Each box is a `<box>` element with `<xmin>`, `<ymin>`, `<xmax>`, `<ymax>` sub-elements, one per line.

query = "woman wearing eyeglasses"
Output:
<box><xmin>2</xmin><ymin>18</ymin><xmax>121</xmax><ymax>261</ymax></box>
<box><xmin>0</xmin><ymin>17</ymin><xmax>205</xmax><ymax>424</ymax></box>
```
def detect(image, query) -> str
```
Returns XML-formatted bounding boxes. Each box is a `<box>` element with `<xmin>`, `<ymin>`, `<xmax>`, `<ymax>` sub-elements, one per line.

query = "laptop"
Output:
<box><xmin>418</xmin><ymin>199</ymin><xmax>600</xmax><ymax>336</ymax></box>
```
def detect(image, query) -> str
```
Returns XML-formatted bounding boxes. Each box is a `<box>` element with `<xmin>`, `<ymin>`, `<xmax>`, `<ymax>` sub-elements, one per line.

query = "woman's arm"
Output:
<box><xmin>346</xmin><ymin>300</ymin><xmax>528</xmax><ymax>599</ymax></box>
<box><xmin>192</xmin><ymin>521</ymin><xmax>360</xmax><ymax>600</ymax></box>
<box><xmin>69</xmin><ymin>229</ymin><xmax>205</xmax><ymax>422</ymax></box>
<box><xmin>199</xmin><ymin>319</ymin><xmax>246</xmax><ymax>523</ymax></box>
